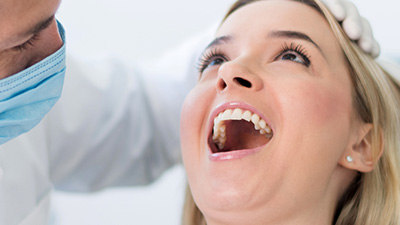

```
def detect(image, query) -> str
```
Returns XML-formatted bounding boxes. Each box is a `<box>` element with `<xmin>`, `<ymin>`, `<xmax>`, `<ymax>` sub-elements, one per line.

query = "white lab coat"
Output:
<box><xmin>0</xmin><ymin>29</ymin><xmax>213</xmax><ymax>224</ymax></box>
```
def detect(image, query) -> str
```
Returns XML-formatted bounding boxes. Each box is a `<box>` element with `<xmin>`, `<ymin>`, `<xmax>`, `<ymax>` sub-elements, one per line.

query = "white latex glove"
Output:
<box><xmin>322</xmin><ymin>0</ymin><xmax>380</xmax><ymax>58</ymax></box>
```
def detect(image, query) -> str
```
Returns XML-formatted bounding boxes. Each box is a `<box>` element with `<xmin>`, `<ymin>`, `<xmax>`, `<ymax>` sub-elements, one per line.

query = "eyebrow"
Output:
<box><xmin>268</xmin><ymin>30</ymin><xmax>321</xmax><ymax>52</ymax></box>
<box><xmin>205</xmin><ymin>35</ymin><xmax>233</xmax><ymax>49</ymax></box>
<box><xmin>21</xmin><ymin>15</ymin><xmax>55</xmax><ymax>37</ymax></box>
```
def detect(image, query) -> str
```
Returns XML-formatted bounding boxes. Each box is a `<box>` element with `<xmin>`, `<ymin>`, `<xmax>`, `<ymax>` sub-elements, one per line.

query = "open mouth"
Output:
<box><xmin>209</xmin><ymin>108</ymin><xmax>273</xmax><ymax>153</ymax></box>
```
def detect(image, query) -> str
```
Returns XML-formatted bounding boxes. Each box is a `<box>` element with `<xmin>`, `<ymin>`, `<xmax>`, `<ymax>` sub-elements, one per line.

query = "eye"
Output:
<box><xmin>275</xmin><ymin>43</ymin><xmax>311</xmax><ymax>67</ymax></box>
<box><xmin>197</xmin><ymin>49</ymin><xmax>228</xmax><ymax>73</ymax></box>
<box><xmin>279</xmin><ymin>52</ymin><xmax>307</xmax><ymax>64</ymax></box>
<box><xmin>208</xmin><ymin>57</ymin><xmax>225</xmax><ymax>67</ymax></box>
<box><xmin>12</xmin><ymin>33</ymin><xmax>40</xmax><ymax>52</ymax></box>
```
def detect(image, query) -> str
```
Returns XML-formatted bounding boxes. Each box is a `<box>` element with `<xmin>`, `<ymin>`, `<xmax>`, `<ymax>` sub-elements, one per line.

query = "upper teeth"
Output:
<box><xmin>212</xmin><ymin>108</ymin><xmax>272</xmax><ymax>150</ymax></box>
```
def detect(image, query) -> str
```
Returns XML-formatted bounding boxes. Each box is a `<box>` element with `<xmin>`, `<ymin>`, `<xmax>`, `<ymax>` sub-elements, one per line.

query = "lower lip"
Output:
<box><xmin>208</xmin><ymin>146</ymin><xmax>264</xmax><ymax>161</ymax></box>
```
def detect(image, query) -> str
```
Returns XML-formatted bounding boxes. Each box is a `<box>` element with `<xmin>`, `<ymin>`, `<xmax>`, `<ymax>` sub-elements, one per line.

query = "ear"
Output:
<box><xmin>339</xmin><ymin>123</ymin><xmax>381</xmax><ymax>173</ymax></box>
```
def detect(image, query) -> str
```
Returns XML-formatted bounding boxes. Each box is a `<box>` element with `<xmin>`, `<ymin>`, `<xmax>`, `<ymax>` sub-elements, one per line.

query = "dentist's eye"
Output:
<box><xmin>197</xmin><ymin>49</ymin><xmax>228</xmax><ymax>74</ymax></box>
<box><xmin>275</xmin><ymin>43</ymin><xmax>311</xmax><ymax>67</ymax></box>
<box><xmin>13</xmin><ymin>33</ymin><xmax>40</xmax><ymax>52</ymax></box>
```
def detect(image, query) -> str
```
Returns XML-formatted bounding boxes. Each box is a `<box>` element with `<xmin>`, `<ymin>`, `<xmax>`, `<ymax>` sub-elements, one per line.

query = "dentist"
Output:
<box><xmin>0</xmin><ymin>0</ymin><xmax>386</xmax><ymax>224</ymax></box>
<box><xmin>0</xmin><ymin>0</ymin><xmax>65</xmax><ymax>144</ymax></box>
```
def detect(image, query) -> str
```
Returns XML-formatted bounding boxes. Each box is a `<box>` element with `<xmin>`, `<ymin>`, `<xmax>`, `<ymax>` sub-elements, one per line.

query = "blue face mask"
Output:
<box><xmin>0</xmin><ymin>21</ymin><xmax>66</xmax><ymax>144</ymax></box>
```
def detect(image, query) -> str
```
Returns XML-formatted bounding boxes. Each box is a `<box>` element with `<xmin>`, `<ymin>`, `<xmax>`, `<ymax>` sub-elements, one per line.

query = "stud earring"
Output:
<box><xmin>346</xmin><ymin>156</ymin><xmax>353</xmax><ymax>163</ymax></box>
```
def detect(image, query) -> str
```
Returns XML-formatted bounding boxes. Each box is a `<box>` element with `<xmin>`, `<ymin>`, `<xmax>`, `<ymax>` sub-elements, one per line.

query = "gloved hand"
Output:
<box><xmin>322</xmin><ymin>0</ymin><xmax>380</xmax><ymax>58</ymax></box>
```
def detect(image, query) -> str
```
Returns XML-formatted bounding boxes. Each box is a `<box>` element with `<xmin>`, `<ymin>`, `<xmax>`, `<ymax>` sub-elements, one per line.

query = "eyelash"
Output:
<box><xmin>197</xmin><ymin>42</ymin><xmax>312</xmax><ymax>74</ymax></box>
<box><xmin>197</xmin><ymin>48</ymin><xmax>228</xmax><ymax>74</ymax></box>
<box><xmin>275</xmin><ymin>42</ymin><xmax>311</xmax><ymax>67</ymax></box>
<box><xmin>13</xmin><ymin>33</ymin><xmax>40</xmax><ymax>52</ymax></box>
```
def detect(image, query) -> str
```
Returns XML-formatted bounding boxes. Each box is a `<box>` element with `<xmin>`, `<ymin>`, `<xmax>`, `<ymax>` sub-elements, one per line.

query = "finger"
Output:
<box><xmin>359</xmin><ymin>18</ymin><xmax>380</xmax><ymax>58</ymax></box>
<box><xmin>322</xmin><ymin>0</ymin><xmax>346</xmax><ymax>21</ymax></box>
<box><xmin>358</xmin><ymin>18</ymin><xmax>374</xmax><ymax>53</ymax></box>
<box><xmin>371</xmin><ymin>40</ymin><xmax>381</xmax><ymax>59</ymax></box>
<box><xmin>358</xmin><ymin>37</ymin><xmax>373</xmax><ymax>54</ymax></box>
<box><xmin>342</xmin><ymin>1</ymin><xmax>362</xmax><ymax>40</ymax></box>
<box><xmin>360</xmin><ymin>18</ymin><xmax>380</xmax><ymax>58</ymax></box>
<box><xmin>360</xmin><ymin>17</ymin><xmax>374</xmax><ymax>40</ymax></box>
<box><xmin>358</xmin><ymin>37</ymin><xmax>381</xmax><ymax>58</ymax></box>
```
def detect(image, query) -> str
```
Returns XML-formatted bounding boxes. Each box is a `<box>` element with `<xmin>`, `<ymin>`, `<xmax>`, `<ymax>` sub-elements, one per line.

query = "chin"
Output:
<box><xmin>193</xmin><ymin>175</ymin><xmax>270</xmax><ymax>216</ymax></box>
<box><xmin>196</xmin><ymin>190</ymin><xmax>272</xmax><ymax>225</ymax></box>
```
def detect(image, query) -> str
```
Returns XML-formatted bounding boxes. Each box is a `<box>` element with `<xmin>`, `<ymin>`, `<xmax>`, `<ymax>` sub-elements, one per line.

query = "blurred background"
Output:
<box><xmin>53</xmin><ymin>0</ymin><xmax>399</xmax><ymax>224</ymax></box>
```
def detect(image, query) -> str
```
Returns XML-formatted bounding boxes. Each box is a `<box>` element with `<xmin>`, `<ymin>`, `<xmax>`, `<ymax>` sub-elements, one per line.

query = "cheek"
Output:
<box><xmin>267</xmin><ymin>79</ymin><xmax>354</xmax><ymax>195</ymax></box>
<box><xmin>180</xmin><ymin>83</ymin><xmax>217</xmax><ymax>205</ymax></box>
<box><xmin>180</xmin><ymin>82</ymin><xmax>215</xmax><ymax>165</ymax></box>
<box><xmin>272</xmin><ymin>77</ymin><xmax>353</xmax><ymax>168</ymax></box>
<box><xmin>0</xmin><ymin>50</ymin><xmax>31</xmax><ymax>79</ymax></box>
<box><xmin>279</xmin><ymin>79</ymin><xmax>352</xmax><ymax>130</ymax></box>
<box><xmin>180</xmin><ymin>90</ymin><xmax>201</xmax><ymax>149</ymax></box>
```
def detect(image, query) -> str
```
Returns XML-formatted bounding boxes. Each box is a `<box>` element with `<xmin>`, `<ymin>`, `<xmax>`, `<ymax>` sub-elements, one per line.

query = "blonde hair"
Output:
<box><xmin>182</xmin><ymin>0</ymin><xmax>400</xmax><ymax>224</ymax></box>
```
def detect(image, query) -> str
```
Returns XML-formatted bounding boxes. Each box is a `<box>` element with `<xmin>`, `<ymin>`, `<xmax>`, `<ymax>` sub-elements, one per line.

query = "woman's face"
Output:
<box><xmin>181</xmin><ymin>0</ymin><xmax>359</xmax><ymax>223</ymax></box>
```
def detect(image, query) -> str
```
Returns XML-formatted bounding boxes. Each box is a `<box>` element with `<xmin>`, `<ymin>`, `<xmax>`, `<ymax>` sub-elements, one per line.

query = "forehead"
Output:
<box><xmin>217</xmin><ymin>0</ymin><xmax>337</xmax><ymax>51</ymax></box>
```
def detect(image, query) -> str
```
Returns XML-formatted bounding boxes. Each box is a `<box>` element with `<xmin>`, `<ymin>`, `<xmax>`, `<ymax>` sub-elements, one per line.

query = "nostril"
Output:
<box><xmin>217</xmin><ymin>78</ymin><xmax>227</xmax><ymax>90</ymax></box>
<box><xmin>234</xmin><ymin>77</ymin><xmax>252</xmax><ymax>88</ymax></box>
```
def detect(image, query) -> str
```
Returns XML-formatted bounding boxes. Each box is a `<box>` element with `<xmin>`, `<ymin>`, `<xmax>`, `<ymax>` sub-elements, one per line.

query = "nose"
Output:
<box><xmin>216</xmin><ymin>60</ymin><xmax>263</xmax><ymax>93</ymax></box>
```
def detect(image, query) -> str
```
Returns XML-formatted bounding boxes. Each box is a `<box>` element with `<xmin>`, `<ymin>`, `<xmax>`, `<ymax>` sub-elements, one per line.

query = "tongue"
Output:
<box><xmin>221</xmin><ymin>120</ymin><xmax>270</xmax><ymax>152</ymax></box>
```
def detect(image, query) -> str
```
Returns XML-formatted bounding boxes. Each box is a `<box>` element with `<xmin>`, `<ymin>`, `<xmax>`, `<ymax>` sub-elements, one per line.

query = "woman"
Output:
<box><xmin>180</xmin><ymin>0</ymin><xmax>400</xmax><ymax>224</ymax></box>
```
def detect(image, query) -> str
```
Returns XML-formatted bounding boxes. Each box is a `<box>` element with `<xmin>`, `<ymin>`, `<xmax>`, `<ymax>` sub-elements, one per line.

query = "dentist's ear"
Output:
<box><xmin>339</xmin><ymin>123</ymin><xmax>383</xmax><ymax>173</ymax></box>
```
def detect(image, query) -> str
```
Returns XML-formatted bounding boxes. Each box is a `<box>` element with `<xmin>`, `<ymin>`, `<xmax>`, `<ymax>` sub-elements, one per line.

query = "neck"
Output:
<box><xmin>204</xmin><ymin>193</ymin><xmax>337</xmax><ymax>225</ymax></box>
<box><xmin>202</xmin><ymin>165</ymin><xmax>356</xmax><ymax>225</ymax></box>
